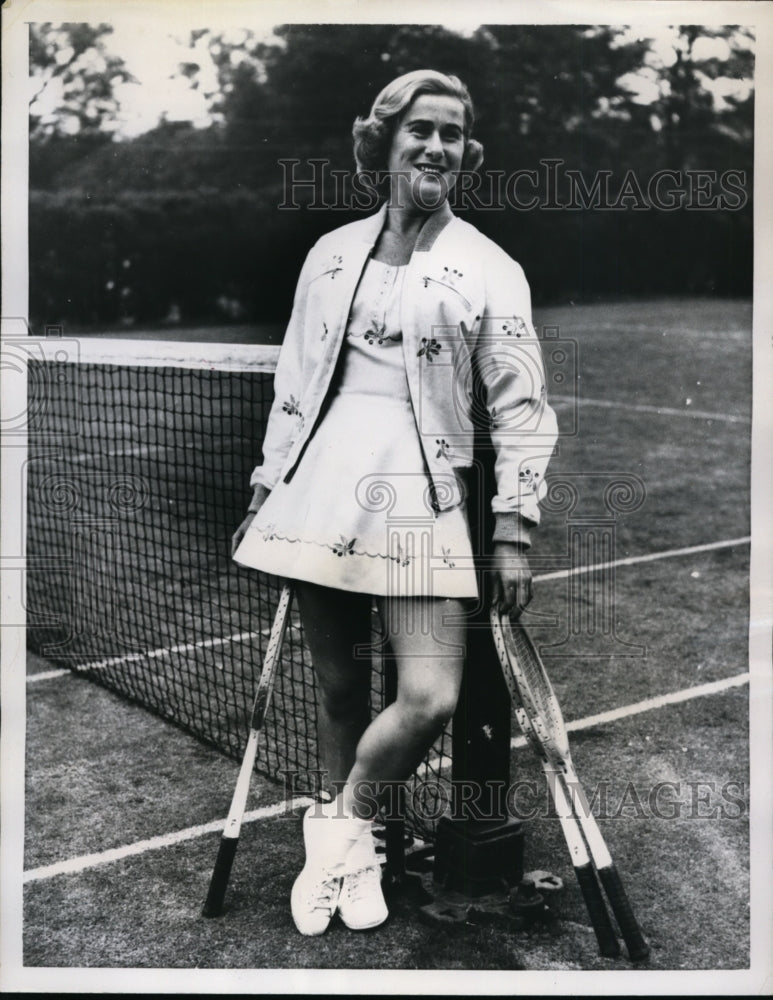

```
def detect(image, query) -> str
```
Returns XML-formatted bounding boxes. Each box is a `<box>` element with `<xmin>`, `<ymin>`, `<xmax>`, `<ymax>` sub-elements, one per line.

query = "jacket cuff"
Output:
<box><xmin>249</xmin><ymin>467</ymin><xmax>277</xmax><ymax>491</ymax></box>
<box><xmin>492</xmin><ymin>512</ymin><xmax>534</xmax><ymax>548</ymax></box>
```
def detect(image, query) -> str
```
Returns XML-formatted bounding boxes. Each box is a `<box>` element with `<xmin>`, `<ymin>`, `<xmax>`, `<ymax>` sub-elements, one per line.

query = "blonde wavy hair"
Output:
<box><xmin>352</xmin><ymin>69</ymin><xmax>484</xmax><ymax>175</ymax></box>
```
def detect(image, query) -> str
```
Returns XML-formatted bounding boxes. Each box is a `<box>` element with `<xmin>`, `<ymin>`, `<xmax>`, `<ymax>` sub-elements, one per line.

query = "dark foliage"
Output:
<box><xmin>29</xmin><ymin>23</ymin><xmax>754</xmax><ymax>329</ymax></box>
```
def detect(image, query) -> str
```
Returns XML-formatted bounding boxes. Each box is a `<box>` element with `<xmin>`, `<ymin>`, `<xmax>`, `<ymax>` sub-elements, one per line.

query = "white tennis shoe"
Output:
<box><xmin>338</xmin><ymin>825</ymin><xmax>389</xmax><ymax>931</ymax></box>
<box><xmin>291</xmin><ymin>806</ymin><xmax>369</xmax><ymax>936</ymax></box>
<box><xmin>290</xmin><ymin>863</ymin><xmax>344</xmax><ymax>936</ymax></box>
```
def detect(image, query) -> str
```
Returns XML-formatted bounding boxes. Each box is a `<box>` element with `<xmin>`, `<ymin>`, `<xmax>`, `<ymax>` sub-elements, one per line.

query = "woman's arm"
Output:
<box><xmin>248</xmin><ymin>246</ymin><xmax>318</xmax><ymax>493</ymax></box>
<box><xmin>475</xmin><ymin>247</ymin><xmax>559</xmax><ymax>614</ymax></box>
<box><xmin>232</xmin><ymin>247</ymin><xmax>318</xmax><ymax>556</ymax></box>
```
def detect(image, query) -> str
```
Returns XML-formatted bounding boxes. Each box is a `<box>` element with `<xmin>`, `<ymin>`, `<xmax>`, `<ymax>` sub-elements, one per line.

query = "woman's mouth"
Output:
<box><xmin>415</xmin><ymin>164</ymin><xmax>446</xmax><ymax>176</ymax></box>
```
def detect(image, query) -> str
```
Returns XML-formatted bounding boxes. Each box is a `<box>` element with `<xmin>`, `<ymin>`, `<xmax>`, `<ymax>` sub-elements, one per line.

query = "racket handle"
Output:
<box><xmin>574</xmin><ymin>862</ymin><xmax>621</xmax><ymax>957</ymax></box>
<box><xmin>598</xmin><ymin>866</ymin><xmax>650</xmax><ymax>961</ymax></box>
<box><xmin>201</xmin><ymin>836</ymin><xmax>239</xmax><ymax>918</ymax></box>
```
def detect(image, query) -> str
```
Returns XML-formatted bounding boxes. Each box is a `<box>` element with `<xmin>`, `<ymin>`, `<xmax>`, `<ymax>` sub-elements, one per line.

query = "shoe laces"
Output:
<box><xmin>343</xmin><ymin>863</ymin><xmax>382</xmax><ymax>905</ymax></box>
<box><xmin>307</xmin><ymin>869</ymin><xmax>343</xmax><ymax>913</ymax></box>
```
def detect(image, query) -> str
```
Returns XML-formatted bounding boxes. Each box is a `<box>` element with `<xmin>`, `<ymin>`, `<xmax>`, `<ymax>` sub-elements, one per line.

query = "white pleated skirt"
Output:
<box><xmin>232</xmin><ymin>389</ymin><xmax>478</xmax><ymax>598</ymax></box>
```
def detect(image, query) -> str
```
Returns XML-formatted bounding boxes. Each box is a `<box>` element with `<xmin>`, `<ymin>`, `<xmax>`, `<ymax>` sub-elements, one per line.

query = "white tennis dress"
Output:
<box><xmin>233</xmin><ymin>258</ymin><xmax>478</xmax><ymax>598</ymax></box>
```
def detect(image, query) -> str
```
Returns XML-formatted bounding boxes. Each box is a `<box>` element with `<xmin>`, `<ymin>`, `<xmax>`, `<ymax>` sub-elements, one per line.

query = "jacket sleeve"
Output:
<box><xmin>475</xmin><ymin>248</ymin><xmax>558</xmax><ymax>546</ymax></box>
<box><xmin>249</xmin><ymin>246</ymin><xmax>317</xmax><ymax>491</ymax></box>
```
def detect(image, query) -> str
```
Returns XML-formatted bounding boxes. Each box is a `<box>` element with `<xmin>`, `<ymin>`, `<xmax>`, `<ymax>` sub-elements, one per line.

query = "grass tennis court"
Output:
<box><xmin>20</xmin><ymin>297</ymin><xmax>755</xmax><ymax>977</ymax></box>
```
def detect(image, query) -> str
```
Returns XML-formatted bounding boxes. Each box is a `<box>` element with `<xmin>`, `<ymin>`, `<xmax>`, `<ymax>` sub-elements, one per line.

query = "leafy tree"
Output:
<box><xmin>639</xmin><ymin>26</ymin><xmax>754</xmax><ymax>169</ymax></box>
<box><xmin>29</xmin><ymin>22</ymin><xmax>133</xmax><ymax>140</ymax></box>
<box><xmin>179</xmin><ymin>23</ymin><xmax>656</xmax><ymax>185</ymax></box>
<box><xmin>29</xmin><ymin>22</ymin><xmax>134</xmax><ymax>187</ymax></box>
<box><xmin>29</xmin><ymin>22</ymin><xmax>755</xmax><ymax>326</ymax></box>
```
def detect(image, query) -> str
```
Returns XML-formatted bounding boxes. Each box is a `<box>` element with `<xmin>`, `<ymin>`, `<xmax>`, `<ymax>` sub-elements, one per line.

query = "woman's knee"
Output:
<box><xmin>398</xmin><ymin>684</ymin><xmax>459</xmax><ymax>732</ymax></box>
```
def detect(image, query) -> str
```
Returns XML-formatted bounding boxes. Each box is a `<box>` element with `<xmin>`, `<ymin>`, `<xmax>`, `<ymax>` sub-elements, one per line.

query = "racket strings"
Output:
<box><xmin>492</xmin><ymin>611</ymin><xmax>650</xmax><ymax>961</ymax></box>
<box><xmin>503</xmin><ymin>620</ymin><xmax>568</xmax><ymax>751</ymax></box>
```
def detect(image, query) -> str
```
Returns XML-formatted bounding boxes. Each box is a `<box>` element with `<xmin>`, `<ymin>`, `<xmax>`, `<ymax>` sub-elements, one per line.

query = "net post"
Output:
<box><xmin>430</xmin><ymin>605</ymin><xmax>524</xmax><ymax>896</ymax></box>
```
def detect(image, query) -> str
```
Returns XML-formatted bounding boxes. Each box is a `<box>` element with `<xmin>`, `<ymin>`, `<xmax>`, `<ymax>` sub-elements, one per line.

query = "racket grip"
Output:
<box><xmin>575</xmin><ymin>862</ymin><xmax>621</xmax><ymax>957</ymax></box>
<box><xmin>202</xmin><ymin>836</ymin><xmax>239</xmax><ymax>918</ymax></box>
<box><xmin>598</xmin><ymin>866</ymin><xmax>650</xmax><ymax>961</ymax></box>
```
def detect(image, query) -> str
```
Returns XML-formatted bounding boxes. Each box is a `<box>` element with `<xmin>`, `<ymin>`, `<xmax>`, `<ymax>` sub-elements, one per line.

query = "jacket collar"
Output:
<box><xmin>357</xmin><ymin>200</ymin><xmax>455</xmax><ymax>253</ymax></box>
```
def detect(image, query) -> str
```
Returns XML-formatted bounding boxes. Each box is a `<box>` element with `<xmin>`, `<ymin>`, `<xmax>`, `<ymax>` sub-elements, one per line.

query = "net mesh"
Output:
<box><xmin>25</xmin><ymin>341</ymin><xmax>452</xmax><ymax>842</ymax></box>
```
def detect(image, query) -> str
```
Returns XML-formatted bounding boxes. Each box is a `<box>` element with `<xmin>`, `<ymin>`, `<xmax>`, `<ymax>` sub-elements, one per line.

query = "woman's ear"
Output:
<box><xmin>462</xmin><ymin>138</ymin><xmax>484</xmax><ymax>173</ymax></box>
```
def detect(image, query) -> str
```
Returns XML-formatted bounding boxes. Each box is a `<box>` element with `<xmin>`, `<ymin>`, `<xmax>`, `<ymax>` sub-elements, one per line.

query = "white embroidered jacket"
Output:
<box><xmin>250</xmin><ymin>202</ymin><xmax>558</xmax><ymax>542</ymax></box>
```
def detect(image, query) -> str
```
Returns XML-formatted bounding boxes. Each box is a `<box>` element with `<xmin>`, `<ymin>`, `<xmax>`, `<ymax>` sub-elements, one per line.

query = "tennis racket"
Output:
<box><xmin>490</xmin><ymin>607</ymin><xmax>650</xmax><ymax>961</ymax></box>
<box><xmin>202</xmin><ymin>581</ymin><xmax>293</xmax><ymax>918</ymax></box>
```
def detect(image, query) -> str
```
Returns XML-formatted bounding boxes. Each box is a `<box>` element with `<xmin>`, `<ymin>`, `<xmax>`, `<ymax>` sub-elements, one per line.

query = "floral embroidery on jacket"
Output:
<box><xmin>321</xmin><ymin>255</ymin><xmax>343</xmax><ymax>279</ymax></box>
<box><xmin>422</xmin><ymin>267</ymin><xmax>471</xmax><ymax>307</ymax></box>
<box><xmin>441</xmin><ymin>546</ymin><xmax>456</xmax><ymax>569</ymax></box>
<box><xmin>435</xmin><ymin>438</ymin><xmax>451</xmax><ymax>459</ymax></box>
<box><xmin>502</xmin><ymin>316</ymin><xmax>529</xmax><ymax>338</ymax></box>
<box><xmin>321</xmin><ymin>322</ymin><xmax>329</xmax><ymax>342</ymax></box>
<box><xmin>282</xmin><ymin>395</ymin><xmax>303</xmax><ymax>418</ymax></box>
<box><xmin>418</xmin><ymin>337</ymin><xmax>442</xmax><ymax>362</ymax></box>
<box><xmin>519</xmin><ymin>467</ymin><xmax>540</xmax><ymax>493</ymax></box>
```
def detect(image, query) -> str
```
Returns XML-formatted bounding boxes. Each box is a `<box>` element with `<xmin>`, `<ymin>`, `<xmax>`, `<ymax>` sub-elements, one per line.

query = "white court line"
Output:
<box><xmin>510</xmin><ymin>672</ymin><xmax>750</xmax><ymax>749</ymax></box>
<box><xmin>23</xmin><ymin>797</ymin><xmax>315</xmax><ymax>884</ymax></box>
<box><xmin>533</xmin><ymin>535</ymin><xmax>750</xmax><ymax>582</ymax></box>
<box><xmin>26</xmin><ymin>537</ymin><xmax>751</xmax><ymax>686</ymax></box>
<box><xmin>550</xmin><ymin>394</ymin><xmax>751</xmax><ymax>423</ymax></box>
<box><xmin>23</xmin><ymin>673</ymin><xmax>749</xmax><ymax>884</ymax></box>
<box><xmin>29</xmin><ymin>668</ymin><xmax>73</xmax><ymax>682</ymax></box>
<box><xmin>26</xmin><ymin>629</ymin><xmax>270</xmax><ymax>684</ymax></box>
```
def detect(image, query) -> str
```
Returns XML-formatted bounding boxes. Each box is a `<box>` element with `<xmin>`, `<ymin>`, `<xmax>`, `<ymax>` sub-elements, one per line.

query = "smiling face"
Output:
<box><xmin>386</xmin><ymin>93</ymin><xmax>466</xmax><ymax>210</ymax></box>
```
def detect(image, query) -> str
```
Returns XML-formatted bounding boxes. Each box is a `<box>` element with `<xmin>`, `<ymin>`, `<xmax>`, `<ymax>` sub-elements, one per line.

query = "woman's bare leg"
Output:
<box><xmin>341</xmin><ymin>595</ymin><xmax>467</xmax><ymax>819</ymax></box>
<box><xmin>295</xmin><ymin>582</ymin><xmax>373</xmax><ymax>793</ymax></box>
<box><xmin>291</xmin><ymin>586</ymin><xmax>466</xmax><ymax>934</ymax></box>
<box><xmin>296</xmin><ymin>583</ymin><xmax>467</xmax><ymax>817</ymax></box>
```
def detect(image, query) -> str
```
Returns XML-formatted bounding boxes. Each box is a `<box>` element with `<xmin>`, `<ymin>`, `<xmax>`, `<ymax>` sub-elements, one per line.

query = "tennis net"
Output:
<box><xmin>25</xmin><ymin>336</ymin><xmax>452</xmax><ymax>842</ymax></box>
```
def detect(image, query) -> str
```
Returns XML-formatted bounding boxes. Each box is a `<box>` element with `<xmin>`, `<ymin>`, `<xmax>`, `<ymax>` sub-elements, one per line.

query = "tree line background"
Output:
<box><xmin>28</xmin><ymin>22</ymin><xmax>754</xmax><ymax>331</ymax></box>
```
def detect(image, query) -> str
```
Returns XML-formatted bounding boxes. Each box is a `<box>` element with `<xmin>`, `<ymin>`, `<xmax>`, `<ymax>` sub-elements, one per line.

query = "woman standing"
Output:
<box><xmin>232</xmin><ymin>70</ymin><xmax>558</xmax><ymax>935</ymax></box>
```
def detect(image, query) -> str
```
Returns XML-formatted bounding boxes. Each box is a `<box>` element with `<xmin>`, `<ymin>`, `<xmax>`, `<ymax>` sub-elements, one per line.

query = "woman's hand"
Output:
<box><xmin>490</xmin><ymin>542</ymin><xmax>533</xmax><ymax>618</ymax></box>
<box><xmin>231</xmin><ymin>511</ymin><xmax>257</xmax><ymax>557</ymax></box>
<box><xmin>231</xmin><ymin>485</ymin><xmax>270</xmax><ymax>557</ymax></box>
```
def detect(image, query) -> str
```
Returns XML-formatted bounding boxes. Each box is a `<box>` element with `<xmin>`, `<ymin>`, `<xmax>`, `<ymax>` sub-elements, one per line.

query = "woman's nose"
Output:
<box><xmin>424</xmin><ymin>130</ymin><xmax>444</xmax><ymax>158</ymax></box>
